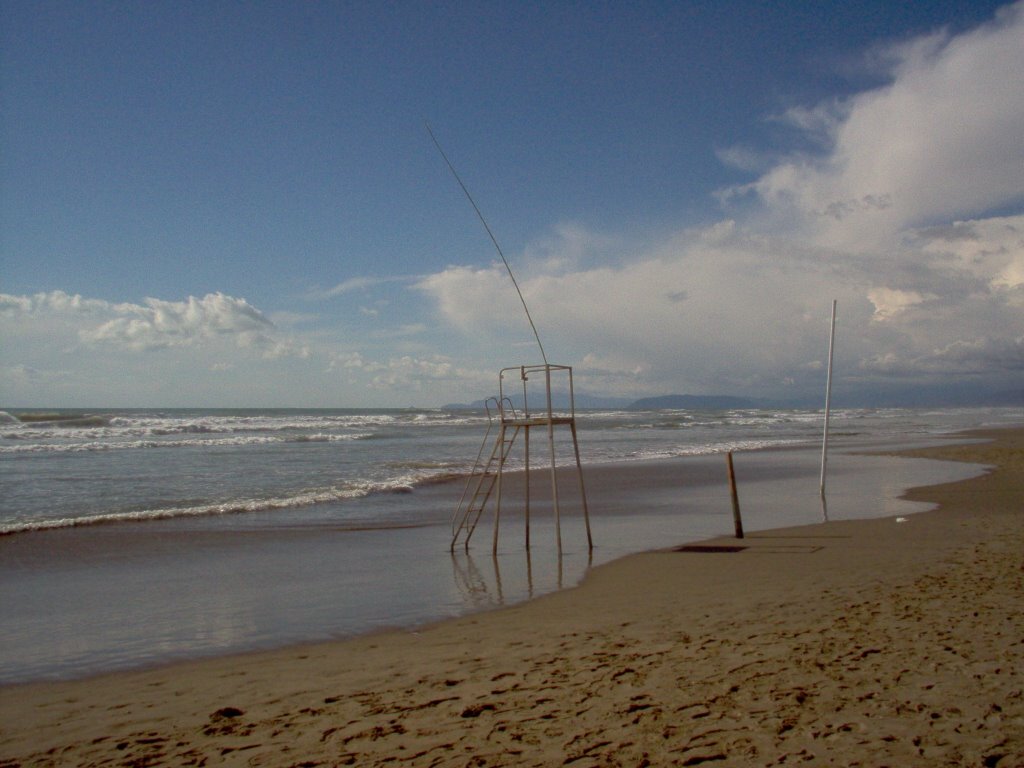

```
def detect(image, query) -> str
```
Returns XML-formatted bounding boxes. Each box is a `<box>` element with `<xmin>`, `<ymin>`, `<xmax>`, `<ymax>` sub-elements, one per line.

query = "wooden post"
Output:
<box><xmin>726</xmin><ymin>451</ymin><xmax>744</xmax><ymax>539</ymax></box>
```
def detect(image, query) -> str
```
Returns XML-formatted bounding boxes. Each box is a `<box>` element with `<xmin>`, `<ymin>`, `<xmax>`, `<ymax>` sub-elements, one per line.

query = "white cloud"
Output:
<box><xmin>0</xmin><ymin>290</ymin><xmax>309</xmax><ymax>358</ymax></box>
<box><xmin>1</xmin><ymin>364</ymin><xmax>55</xmax><ymax>384</ymax></box>
<box><xmin>419</xmin><ymin>225</ymin><xmax>869</xmax><ymax>395</ymax></box>
<box><xmin>326</xmin><ymin>351</ymin><xmax>366</xmax><ymax>372</ymax></box>
<box><xmin>733</xmin><ymin>2</ymin><xmax>1024</xmax><ymax>253</ymax></box>
<box><xmin>773</xmin><ymin>101</ymin><xmax>846</xmax><ymax>143</ymax></box>
<box><xmin>915</xmin><ymin>215</ymin><xmax>1024</xmax><ymax>290</ymax></box>
<box><xmin>1</xmin><ymin>288</ymin><xmax>496</xmax><ymax>405</ymax></box>
<box><xmin>714</xmin><ymin>145</ymin><xmax>777</xmax><ymax>174</ymax></box>
<box><xmin>416</xmin><ymin>265</ymin><xmax>524</xmax><ymax>334</ymax></box>
<box><xmin>519</xmin><ymin>223</ymin><xmax>626</xmax><ymax>272</ymax></box>
<box><xmin>421</xmin><ymin>210</ymin><xmax>1021</xmax><ymax>397</ymax></box>
<box><xmin>309</xmin><ymin>275</ymin><xmax>414</xmax><ymax>300</ymax></box>
<box><xmin>81</xmin><ymin>293</ymin><xmax>272</xmax><ymax>351</ymax></box>
<box><xmin>318</xmin><ymin>276</ymin><xmax>384</xmax><ymax>297</ymax></box>
<box><xmin>863</xmin><ymin>335</ymin><xmax>1024</xmax><ymax>376</ymax></box>
<box><xmin>362</xmin><ymin>355</ymin><xmax>492</xmax><ymax>393</ymax></box>
<box><xmin>866</xmin><ymin>288</ymin><xmax>933</xmax><ymax>321</ymax></box>
<box><xmin>1</xmin><ymin>290</ymin><xmax>111</xmax><ymax>316</ymax></box>
<box><xmin>421</xmin><ymin>8</ymin><xmax>1024</xmax><ymax>403</ymax></box>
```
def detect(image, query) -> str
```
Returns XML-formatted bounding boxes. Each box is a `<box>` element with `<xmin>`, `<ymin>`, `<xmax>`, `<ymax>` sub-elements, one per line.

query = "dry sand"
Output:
<box><xmin>1</xmin><ymin>429</ymin><xmax>1021</xmax><ymax>767</ymax></box>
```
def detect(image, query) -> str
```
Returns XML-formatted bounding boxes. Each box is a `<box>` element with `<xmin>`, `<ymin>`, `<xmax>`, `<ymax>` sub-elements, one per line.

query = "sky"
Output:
<box><xmin>2</xmin><ymin>0</ymin><xmax>1022</xmax><ymax>408</ymax></box>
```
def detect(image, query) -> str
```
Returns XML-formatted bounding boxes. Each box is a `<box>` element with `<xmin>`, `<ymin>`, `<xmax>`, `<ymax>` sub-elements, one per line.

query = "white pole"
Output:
<box><xmin>820</xmin><ymin>300</ymin><xmax>837</xmax><ymax>497</ymax></box>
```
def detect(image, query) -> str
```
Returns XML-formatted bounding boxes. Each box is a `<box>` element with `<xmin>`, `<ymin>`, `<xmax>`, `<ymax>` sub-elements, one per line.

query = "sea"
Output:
<box><xmin>0</xmin><ymin>404</ymin><xmax>1019</xmax><ymax>684</ymax></box>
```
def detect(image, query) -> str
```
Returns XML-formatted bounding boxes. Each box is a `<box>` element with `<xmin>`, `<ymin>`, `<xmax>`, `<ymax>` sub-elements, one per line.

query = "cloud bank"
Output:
<box><xmin>417</xmin><ymin>5</ymin><xmax>1024</xmax><ymax>401</ymax></box>
<box><xmin>740</xmin><ymin>2</ymin><xmax>1024</xmax><ymax>252</ymax></box>
<box><xmin>0</xmin><ymin>289</ymin><xmax>487</xmax><ymax>406</ymax></box>
<box><xmin>1</xmin><ymin>291</ymin><xmax>309</xmax><ymax>358</ymax></box>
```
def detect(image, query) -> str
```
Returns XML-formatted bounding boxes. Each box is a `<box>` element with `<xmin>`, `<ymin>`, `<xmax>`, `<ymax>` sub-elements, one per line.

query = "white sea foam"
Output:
<box><xmin>592</xmin><ymin>438</ymin><xmax>803</xmax><ymax>464</ymax></box>
<box><xmin>4</xmin><ymin>405</ymin><xmax>1017</xmax><ymax>541</ymax></box>
<box><xmin>9</xmin><ymin>411</ymin><xmax>488</xmax><ymax>441</ymax></box>
<box><xmin>0</xmin><ymin>432</ymin><xmax>373</xmax><ymax>454</ymax></box>
<box><xmin>0</xmin><ymin>475</ymin><xmax>427</xmax><ymax>535</ymax></box>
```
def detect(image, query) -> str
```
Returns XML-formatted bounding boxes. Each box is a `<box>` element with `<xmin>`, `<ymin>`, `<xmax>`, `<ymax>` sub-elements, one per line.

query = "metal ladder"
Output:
<box><xmin>451</xmin><ymin>398</ymin><xmax>519</xmax><ymax>551</ymax></box>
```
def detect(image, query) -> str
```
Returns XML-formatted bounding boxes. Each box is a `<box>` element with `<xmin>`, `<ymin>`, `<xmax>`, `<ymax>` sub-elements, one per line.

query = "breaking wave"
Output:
<box><xmin>0</xmin><ymin>472</ymin><xmax>456</xmax><ymax>536</ymax></box>
<box><xmin>0</xmin><ymin>432</ymin><xmax>373</xmax><ymax>454</ymax></box>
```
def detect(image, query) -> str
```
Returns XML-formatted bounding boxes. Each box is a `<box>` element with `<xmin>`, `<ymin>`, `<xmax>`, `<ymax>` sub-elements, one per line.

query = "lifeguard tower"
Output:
<box><xmin>427</xmin><ymin>125</ymin><xmax>592</xmax><ymax>556</ymax></box>
<box><xmin>451</xmin><ymin>363</ymin><xmax>592</xmax><ymax>555</ymax></box>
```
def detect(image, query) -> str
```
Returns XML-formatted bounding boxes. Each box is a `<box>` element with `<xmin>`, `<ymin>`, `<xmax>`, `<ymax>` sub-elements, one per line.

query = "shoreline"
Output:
<box><xmin>1</xmin><ymin>427</ymin><xmax>1021</xmax><ymax>765</ymax></box>
<box><xmin>0</xmin><ymin>434</ymin><xmax>987</xmax><ymax>685</ymax></box>
<box><xmin>0</xmin><ymin>437</ymin><xmax>810</xmax><ymax>538</ymax></box>
<box><xmin>0</xmin><ymin>418</ymin><xmax>985</xmax><ymax>539</ymax></box>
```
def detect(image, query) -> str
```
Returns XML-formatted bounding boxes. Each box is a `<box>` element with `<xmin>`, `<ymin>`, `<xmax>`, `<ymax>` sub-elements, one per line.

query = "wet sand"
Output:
<box><xmin>1</xmin><ymin>428</ymin><xmax>1021</xmax><ymax>766</ymax></box>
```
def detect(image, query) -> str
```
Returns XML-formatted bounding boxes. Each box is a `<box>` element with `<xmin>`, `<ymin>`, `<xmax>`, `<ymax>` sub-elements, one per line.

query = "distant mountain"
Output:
<box><xmin>630</xmin><ymin>388</ymin><xmax>1024</xmax><ymax>409</ymax></box>
<box><xmin>442</xmin><ymin>393</ymin><xmax>634</xmax><ymax>411</ymax></box>
<box><xmin>443</xmin><ymin>393</ymin><xmax>774</xmax><ymax>411</ymax></box>
<box><xmin>443</xmin><ymin>387</ymin><xmax>1021</xmax><ymax>412</ymax></box>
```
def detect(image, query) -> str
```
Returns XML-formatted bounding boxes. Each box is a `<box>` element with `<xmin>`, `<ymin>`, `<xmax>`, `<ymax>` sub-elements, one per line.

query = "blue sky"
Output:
<box><xmin>2</xmin><ymin>1</ymin><xmax>1022</xmax><ymax>407</ymax></box>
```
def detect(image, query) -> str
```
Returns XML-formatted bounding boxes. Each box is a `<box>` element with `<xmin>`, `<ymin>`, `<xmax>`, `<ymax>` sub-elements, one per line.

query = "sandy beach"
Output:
<box><xmin>1</xmin><ymin>428</ymin><xmax>1021</xmax><ymax>767</ymax></box>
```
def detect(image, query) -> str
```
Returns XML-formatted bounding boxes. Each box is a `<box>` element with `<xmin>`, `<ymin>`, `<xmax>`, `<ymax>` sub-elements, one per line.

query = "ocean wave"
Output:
<box><xmin>109</xmin><ymin>414</ymin><xmax>402</xmax><ymax>434</ymax></box>
<box><xmin>292</xmin><ymin>433</ymin><xmax>374</xmax><ymax>443</ymax></box>
<box><xmin>5</xmin><ymin>436</ymin><xmax>794</xmax><ymax>534</ymax></box>
<box><xmin>1</xmin><ymin>412</ymin><xmax>489</xmax><ymax>442</ymax></box>
<box><xmin>386</xmin><ymin>457</ymin><xmax>467</xmax><ymax>471</ymax></box>
<box><xmin>1</xmin><ymin>411</ymin><xmax>114</xmax><ymax>427</ymax></box>
<box><xmin>0</xmin><ymin>473</ymin><xmax>435</xmax><ymax>536</ymax></box>
<box><xmin>574</xmin><ymin>410</ymin><xmax>641</xmax><ymax>423</ymax></box>
<box><xmin>0</xmin><ymin>432</ymin><xmax>373</xmax><ymax>454</ymax></box>
<box><xmin>0</xmin><ymin>436</ymin><xmax>279</xmax><ymax>454</ymax></box>
<box><xmin>106</xmin><ymin>411</ymin><xmax>486</xmax><ymax>433</ymax></box>
<box><xmin>590</xmin><ymin>438</ymin><xmax>805</xmax><ymax>464</ymax></box>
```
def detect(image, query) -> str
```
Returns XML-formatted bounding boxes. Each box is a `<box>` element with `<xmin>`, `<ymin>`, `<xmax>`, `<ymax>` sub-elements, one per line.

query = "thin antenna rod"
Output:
<box><xmin>820</xmin><ymin>299</ymin><xmax>837</xmax><ymax>497</ymax></box>
<box><xmin>426</xmin><ymin>122</ymin><xmax>548</xmax><ymax>366</ymax></box>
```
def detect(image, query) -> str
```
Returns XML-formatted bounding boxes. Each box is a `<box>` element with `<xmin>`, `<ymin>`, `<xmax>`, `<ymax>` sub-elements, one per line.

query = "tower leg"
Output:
<box><xmin>493</xmin><ymin>424</ymin><xmax>505</xmax><ymax>556</ymax></box>
<box><xmin>524</xmin><ymin>425</ymin><xmax>531</xmax><ymax>550</ymax></box>
<box><xmin>570</xmin><ymin>421</ymin><xmax>593</xmax><ymax>551</ymax></box>
<box><xmin>548</xmin><ymin>421</ymin><xmax>561</xmax><ymax>553</ymax></box>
